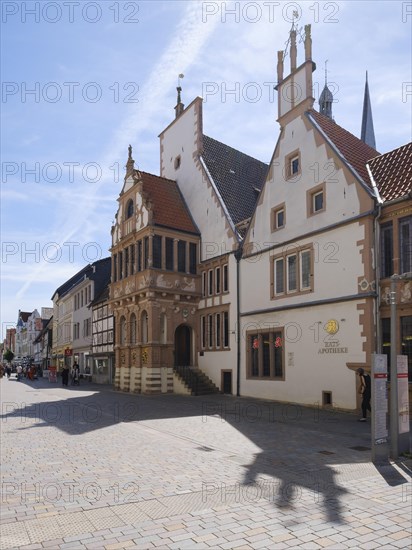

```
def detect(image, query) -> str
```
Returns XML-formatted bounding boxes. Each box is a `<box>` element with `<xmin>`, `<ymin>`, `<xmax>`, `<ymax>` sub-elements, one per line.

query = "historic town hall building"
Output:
<box><xmin>109</xmin><ymin>24</ymin><xmax>411</xmax><ymax>410</ymax></box>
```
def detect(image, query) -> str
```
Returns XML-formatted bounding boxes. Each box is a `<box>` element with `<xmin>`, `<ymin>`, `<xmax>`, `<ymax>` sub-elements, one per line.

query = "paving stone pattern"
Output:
<box><xmin>1</xmin><ymin>377</ymin><xmax>411</xmax><ymax>549</ymax></box>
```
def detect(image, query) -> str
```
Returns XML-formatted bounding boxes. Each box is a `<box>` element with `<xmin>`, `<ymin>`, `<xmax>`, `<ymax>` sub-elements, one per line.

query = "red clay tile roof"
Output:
<box><xmin>138</xmin><ymin>171</ymin><xmax>199</xmax><ymax>234</ymax></box>
<box><xmin>307</xmin><ymin>110</ymin><xmax>380</xmax><ymax>188</ymax></box>
<box><xmin>367</xmin><ymin>142</ymin><xmax>412</xmax><ymax>202</ymax></box>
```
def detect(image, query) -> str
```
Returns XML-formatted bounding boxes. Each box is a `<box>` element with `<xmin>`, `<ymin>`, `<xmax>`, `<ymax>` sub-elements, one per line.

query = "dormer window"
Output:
<box><xmin>126</xmin><ymin>199</ymin><xmax>134</xmax><ymax>219</ymax></box>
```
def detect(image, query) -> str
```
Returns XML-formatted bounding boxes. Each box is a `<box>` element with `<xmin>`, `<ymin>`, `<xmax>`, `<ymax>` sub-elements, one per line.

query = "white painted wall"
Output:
<box><xmin>160</xmin><ymin>99</ymin><xmax>238</xmax><ymax>257</ymax></box>
<box><xmin>242</xmin><ymin>223</ymin><xmax>367</xmax><ymax>313</ymax></box>
<box><xmin>248</xmin><ymin>114</ymin><xmax>368</xmax><ymax>249</ymax></box>
<box><xmin>240</xmin><ymin>300</ymin><xmax>364</xmax><ymax>409</ymax></box>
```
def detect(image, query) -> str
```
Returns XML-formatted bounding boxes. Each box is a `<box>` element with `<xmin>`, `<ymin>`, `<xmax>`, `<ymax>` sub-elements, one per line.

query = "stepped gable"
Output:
<box><xmin>19</xmin><ymin>311</ymin><xmax>31</xmax><ymax>323</ymax></box>
<box><xmin>308</xmin><ymin>109</ymin><xmax>380</xmax><ymax>188</ymax></box>
<box><xmin>138</xmin><ymin>171</ymin><xmax>199</xmax><ymax>235</ymax></box>
<box><xmin>367</xmin><ymin>142</ymin><xmax>412</xmax><ymax>202</ymax></box>
<box><xmin>201</xmin><ymin>135</ymin><xmax>269</xmax><ymax>226</ymax></box>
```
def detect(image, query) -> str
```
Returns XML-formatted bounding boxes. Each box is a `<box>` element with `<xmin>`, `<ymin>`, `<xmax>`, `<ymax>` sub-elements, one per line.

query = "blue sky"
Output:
<box><xmin>1</xmin><ymin>0</ymin><xmax>411</xmax><ymax>339</ymax></box>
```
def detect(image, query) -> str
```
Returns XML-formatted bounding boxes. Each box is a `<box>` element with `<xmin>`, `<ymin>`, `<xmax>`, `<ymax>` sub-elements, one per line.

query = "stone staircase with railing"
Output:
<box><xmin>173</xmin><ymin>365</ymin><xmax>220</xmax><ymax>396</ymax></box>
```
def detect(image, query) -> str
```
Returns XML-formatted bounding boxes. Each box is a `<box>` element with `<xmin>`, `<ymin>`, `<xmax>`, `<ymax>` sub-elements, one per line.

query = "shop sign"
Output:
<box><xmin>318</xmin><ymin>319</ymin><xmax>348</xmax><ymax>354</ymax></box>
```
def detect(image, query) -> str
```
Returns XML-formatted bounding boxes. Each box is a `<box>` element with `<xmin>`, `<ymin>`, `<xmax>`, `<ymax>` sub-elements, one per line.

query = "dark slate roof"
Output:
<box><xmin>367</xmin><ymin>142</ymin><xmax>412</xmax><ymax>202</ymax></box>
<box><xmin>51</xmin><ymin>265</ymin><xmax>90</xmax><ymax>300</ymax></box>
<box><xmin>19</xmin><ymin>311</ymin><xmax>31</xmax><ymax>323</ymax></box>
<box><xmin>138</xmin><ymin>171</ymin><xmax>200</xmax><ymax>235</ymax></box>
<box><xmin>307</xmin><ymin>110</ymin><xmax>380</xmax><ymax>188</ymax></box>
<box><xmin>90</xmin><ymin>279</ymin><xmax>110</xmax><ymax>307</ymax></box>
<box><xmin>201</xmin><ymin>135</ymin><xmax>269</xmax><ymax>226</ymax></box>
<box><xmin>52</xmin><ymin>257</ymin><xmax>111</xmax><ymax>301</ymax></box>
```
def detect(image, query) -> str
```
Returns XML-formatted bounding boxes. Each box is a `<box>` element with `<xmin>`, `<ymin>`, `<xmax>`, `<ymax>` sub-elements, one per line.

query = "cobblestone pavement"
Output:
<box><xmin>1</xmin><ymin>377</ymin><xmax>411</xmax><ymax>550</ymax></box>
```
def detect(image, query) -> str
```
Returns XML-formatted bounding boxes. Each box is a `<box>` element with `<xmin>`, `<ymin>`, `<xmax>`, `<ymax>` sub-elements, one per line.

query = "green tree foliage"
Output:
<box><xmin>3</xmin><ymin>349</ymin><xmax>14</xmax><ymax>364</ymax></box>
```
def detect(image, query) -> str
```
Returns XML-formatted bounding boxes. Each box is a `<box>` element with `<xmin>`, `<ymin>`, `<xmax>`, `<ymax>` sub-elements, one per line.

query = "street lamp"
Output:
<box><xmin>389</xmin><ymin>272</ymin><xmax>412</xmax><ymax>459</ymax></box>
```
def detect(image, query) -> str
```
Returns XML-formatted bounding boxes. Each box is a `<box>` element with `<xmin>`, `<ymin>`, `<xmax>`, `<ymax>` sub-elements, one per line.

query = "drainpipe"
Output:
<box><xmin>235</xmin><ymin>245</ymin><xmax>243</xmax><ymax>397</ymax></box>
<box><xmin>374</xmin><ymin>204</ymin><xmax>382</xmax><ymax>353</ymax></box>
<box><xmin>367</xmin><ymin>163</ymin><xmax>383</xmax><ymax>355</ymax></box>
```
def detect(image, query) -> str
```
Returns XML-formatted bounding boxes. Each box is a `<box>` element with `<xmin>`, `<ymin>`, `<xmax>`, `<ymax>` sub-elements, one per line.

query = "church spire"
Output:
<box><xmin>361</xmin><ymin>71</ymin><xmax>376</xmax><ymax>149</ymax></box>
<box><xmin>319</xmin><ymin>60</ymin><xmax>333</xmax><ymax>119</ymax></box>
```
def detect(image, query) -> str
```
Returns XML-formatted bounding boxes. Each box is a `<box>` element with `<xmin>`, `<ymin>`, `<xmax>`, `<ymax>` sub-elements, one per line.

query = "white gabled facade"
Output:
<box><xmin>159</xmin><ymin>97</ymin><xmax>242</xmax><ymax>394</ymax></box>
<box><xmin>240</xmin><ymin>25</ymin><xmax>377</xmax><ymax>410</ymax></box>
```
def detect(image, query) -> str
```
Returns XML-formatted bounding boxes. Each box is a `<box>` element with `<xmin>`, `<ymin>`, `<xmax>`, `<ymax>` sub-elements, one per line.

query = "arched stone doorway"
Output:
<box><xmin>174</xmin><ymin>325</ymin><xmax>191</xmax><ymax>366</ymax></box>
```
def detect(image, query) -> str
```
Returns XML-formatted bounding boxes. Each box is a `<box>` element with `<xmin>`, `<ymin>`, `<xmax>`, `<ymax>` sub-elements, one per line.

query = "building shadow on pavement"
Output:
<box><xmin>1</xmin><ymin>378</ymin><xmax>410</xmax><ymax>526</ymax></box>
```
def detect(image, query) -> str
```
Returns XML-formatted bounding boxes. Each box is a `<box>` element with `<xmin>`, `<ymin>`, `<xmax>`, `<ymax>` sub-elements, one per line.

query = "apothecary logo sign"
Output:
<box><xmin>318</xmin><ymin>319</ymin><xmax>348</xmax><ymax>354</ymax></box>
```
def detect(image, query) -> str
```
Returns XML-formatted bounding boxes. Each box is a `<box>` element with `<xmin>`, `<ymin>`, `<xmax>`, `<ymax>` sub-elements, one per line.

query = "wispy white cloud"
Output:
<box><xmin>13</xmin><ymin>0</ymin><xmax>221</xmax><ymax>301</ymax></box>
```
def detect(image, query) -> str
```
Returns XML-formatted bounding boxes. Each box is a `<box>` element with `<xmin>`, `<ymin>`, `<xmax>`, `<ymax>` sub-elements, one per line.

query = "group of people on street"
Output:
<box><xmin>61</xmin><ymin>363</ymin><xmax>80</xmax><ymax>387</ymax></box>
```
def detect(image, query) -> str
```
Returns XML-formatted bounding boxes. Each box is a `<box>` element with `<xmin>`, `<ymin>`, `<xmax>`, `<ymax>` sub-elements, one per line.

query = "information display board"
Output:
<box><xmin>397</xmin><ymin>355</ymin><xmax>409</xmax><ymax>435</ymax></box>
<box><xmin>48</xmin><ymin>366</ymin><xmax>57</xmax><ymax>383</ymax></box>
<box><xmin>372</xmin><ymin>354</ymin><xmax>388</xmax><ymax>443</ymax></box>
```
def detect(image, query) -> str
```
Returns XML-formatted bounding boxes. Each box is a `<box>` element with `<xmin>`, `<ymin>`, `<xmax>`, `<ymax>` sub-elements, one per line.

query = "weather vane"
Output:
<box><xmin>324</xmin><ymin>60</ymin><xmax>329</xmax><ymax>85</ymax></box>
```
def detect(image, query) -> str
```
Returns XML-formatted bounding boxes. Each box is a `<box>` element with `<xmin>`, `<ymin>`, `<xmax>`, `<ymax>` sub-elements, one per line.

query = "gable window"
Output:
<box><xmin>399</xmin><ymin>216</ymin><xmax>412</xmax><ymax>274</ymax></box>
<box><xmin>307</xmin><ymin>183</ymin><xmax>326</xmax><ymax>216</ymax></box>
<box><xmin>274</xmin><ymin>258</ymin><xmax>284</xmax><ymax>295</ymax></box>
<box><xmin>313</xmin><ymin>191</ymin><xmax>324</xmax><ymax>212</ymax></box>
<box><xmin>287</xmin><ymin>254</ymin><xmax>297</xmax><ymax>292</ymax></box>
<box><xmin>272</xmin><ymin>245</ymin><xmax>313</xmax><ymax>298</ymax></box>
<box><xmin>300</xmin><ymin>249</ymin><xmax>311</xmax><ymax>290</ymax></box>
<box><xmin>126</xmin><ymin>199</ymin><xmax>134</xmax><ymax>219</ymax></box>
<box><xmin>174</xmin><ymin>156</ymin><xmax>181</xmax><ymax>170</ymax></box>
<box><xmin>285</xmin><ymin>150</ymin><xmax>301</xmax><ymax>181</ymax></box>
<box><xmin>271</xmin><ymin>203</ymin><xmax>286</xmax><ymax>232</ymax></box>
<box><xmin>380</xmin><ymin>222</ymin><xmax>393</xmax><ymax>278</ymax></box>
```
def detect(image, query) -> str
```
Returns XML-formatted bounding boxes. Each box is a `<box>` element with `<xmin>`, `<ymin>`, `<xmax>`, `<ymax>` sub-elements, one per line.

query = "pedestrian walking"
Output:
<box><xmin>16</xmin><ymin>365</ymin><xmax>22</xmax><ymax>381</ymax></box>
<box><xmin>62</xmin><ymin>366</ymin><xmax>69</xmax><ymax>387</ymax></box>
<box><xmin>71</xmin><ymin>363</ymin><xmax>80</xmax><ymax>386</ymax></box>
<box><xmin>357</xmin><ymin>367</ymin><xmax>371</xmax><ymax>421</ymax></box>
